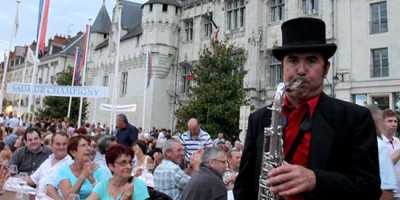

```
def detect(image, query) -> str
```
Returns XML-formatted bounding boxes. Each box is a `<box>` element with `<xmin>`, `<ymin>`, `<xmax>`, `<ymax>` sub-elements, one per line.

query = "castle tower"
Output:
<box><xmin>91</xmin><ymin>1</ymin><xmax>112</xmax><ymax>48</ymax></box>
<box><xmin>140</xmin><ymin>0</ymin><xmax>181</xmax><ymax>130</ymax></box>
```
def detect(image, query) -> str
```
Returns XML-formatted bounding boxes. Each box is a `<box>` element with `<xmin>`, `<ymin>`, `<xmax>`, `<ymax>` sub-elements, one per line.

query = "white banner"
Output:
<box><xmin>7</xmin><ymin>83</ymin><xmax>109</xmax><ymax>98</ymax></box>
<box><xmin>100</xmin><ymin>104</ymin><xmax>136</xmax><ymax>112</ymax></box>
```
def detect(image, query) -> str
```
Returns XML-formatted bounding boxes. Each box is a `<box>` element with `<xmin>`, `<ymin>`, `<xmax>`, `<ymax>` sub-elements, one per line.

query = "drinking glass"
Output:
<box><xmin>18</xmin><ymin>172</ymin><xmax>28</xmax><ymax>188</ymax></box>
<box><xmin>68</xmin><ymin>193</ymin><xmax>80</xmax><ymax>200</ymax></box>
<box><xmin>16</xmin><ymin>190</ymin><xmax>29</xmax><ymax>200</ymax></box>
<box><xmin>9</xmin><ymin>165</ymin><xmax>18</xmax><ymax>177</ymax></box>
<box><xmin>9</xmin><ymin>165</ymin><xmax>18</xmax><ymax>189</ymax></box>
<box><xmin>223</xmin><ymin>171</ymin><xmax>232</xmax><ymax>185</ymax></box>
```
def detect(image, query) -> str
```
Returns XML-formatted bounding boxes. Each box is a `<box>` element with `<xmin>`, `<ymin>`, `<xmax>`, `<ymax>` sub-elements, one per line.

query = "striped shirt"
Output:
<box><xmin>180</xmin><ymin>129</ymin><xmax>212</xmax><ymax>162</ymax></box>
<box><xmin>154</xmin><ymin>160</ymin><xmax>190</xmax><ymax>200</ymax></box>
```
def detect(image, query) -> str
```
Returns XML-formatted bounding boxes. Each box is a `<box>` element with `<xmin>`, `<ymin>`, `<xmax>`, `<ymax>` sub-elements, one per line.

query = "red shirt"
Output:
<box><xmin>282</xmin><ymin>95</ymin><xmax>320</xmax><ymax>167</ymax></box>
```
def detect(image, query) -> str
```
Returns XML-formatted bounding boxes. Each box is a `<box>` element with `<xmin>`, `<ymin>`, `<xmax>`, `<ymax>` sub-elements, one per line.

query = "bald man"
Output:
<box><xmin>180</xmin><ymin>118</ymin><xmax>212</xmax><ymax>163</ymax></box>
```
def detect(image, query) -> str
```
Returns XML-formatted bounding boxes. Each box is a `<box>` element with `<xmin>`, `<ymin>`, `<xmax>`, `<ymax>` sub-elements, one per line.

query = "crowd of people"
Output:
<box><xmin>0</xmin><ymin>113</ymin><xmax>243</xmax><ymax>200</ymax></box>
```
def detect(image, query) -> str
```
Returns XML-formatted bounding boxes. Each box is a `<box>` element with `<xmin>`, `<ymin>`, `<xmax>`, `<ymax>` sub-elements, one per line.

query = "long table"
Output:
<box><xmin>0</xmin><ymin>190</ymin><xmax>35</xmax><ymax>200</ymax></box>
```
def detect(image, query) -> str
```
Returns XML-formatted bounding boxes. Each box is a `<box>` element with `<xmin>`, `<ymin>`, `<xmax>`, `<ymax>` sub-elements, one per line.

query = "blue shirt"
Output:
<box><xmin>116</xmin><ymin>123</ymin><xmax>138</xmax><ymax>147</ymax></box>
<box><xmin>93</xmin><ymin>178</ymin><xmax>149</xmax><ymax>200</ymax></box>
<box><xmin>57</xmin><ymin>164</ymin><xmax>112</xmax><ymax>199</ymax></box>
<box><xmin>154</xmin><ymin>160</ymin><xmax>190</xmax><ymax>200</ymax></box>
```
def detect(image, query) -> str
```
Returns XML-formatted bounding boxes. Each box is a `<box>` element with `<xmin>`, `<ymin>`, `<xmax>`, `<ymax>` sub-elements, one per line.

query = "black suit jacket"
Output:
<box><xmin>233</xmin><ymin>93</ymin><xmax>381</xmax><ymax>200</ymax></box>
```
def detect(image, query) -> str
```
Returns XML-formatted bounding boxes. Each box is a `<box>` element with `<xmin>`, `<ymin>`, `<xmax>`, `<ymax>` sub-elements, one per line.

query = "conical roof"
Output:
<box><xmin>92</xmin><ymin>3</ymin><xmax>112</xmax><ymax>34</ymax></box>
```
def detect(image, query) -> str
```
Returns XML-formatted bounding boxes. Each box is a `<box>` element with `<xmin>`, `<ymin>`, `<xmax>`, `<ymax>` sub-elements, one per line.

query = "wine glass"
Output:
<box><xmin>16</xmin><ymin>190</ymin><xmax>29</xmax><ymax>200</ymax></box>
<box><xmin>68</xmin><ymin>193</ymin><xmax>80</xmax><ymax>200</ymax></box>
<box><xmin>9</xmin><ymin>165</ymin><xmax>18</xmax><ymax>189</ymax></box>
<box><xmin>18</xmin><ymin>172</ymin><xmax>28</xmax><ymax>188</ymax></box>
<box><xmin>223</xmin><ymin>171</ymin><xmax>232</xmax><ymax>185</ymax></box>
<box><xmin>9</xmin><ymin>165</ymin><xmax>18</xmax><ymax>177</ymax></box>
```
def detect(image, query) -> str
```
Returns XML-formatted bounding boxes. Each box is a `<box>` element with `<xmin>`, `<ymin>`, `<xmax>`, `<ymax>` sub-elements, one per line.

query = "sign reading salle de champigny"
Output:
<box><xmin>6</xmin><ymin>83</ymin><xmax>109</xmax><ymax>98</ymax></box>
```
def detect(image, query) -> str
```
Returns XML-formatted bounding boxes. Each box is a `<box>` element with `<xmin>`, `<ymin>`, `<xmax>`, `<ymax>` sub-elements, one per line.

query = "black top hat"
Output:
<box><xmin>272</xmin><ymin>17</ymin><xmax>337</xmax><ymax>61</ymax></box>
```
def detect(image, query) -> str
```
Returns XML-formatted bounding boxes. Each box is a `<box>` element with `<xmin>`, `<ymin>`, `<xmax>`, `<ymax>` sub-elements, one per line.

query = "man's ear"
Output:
<box><xmin>323</xmin><ymin>61</ymin><xmax>331</xmax><ymax>78</ymax></box>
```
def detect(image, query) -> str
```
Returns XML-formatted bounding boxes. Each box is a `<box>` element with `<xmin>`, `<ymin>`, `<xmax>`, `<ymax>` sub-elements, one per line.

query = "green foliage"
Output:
<box><xmin>175</xmin><ymin>39</ymin><xmax>249</xmax><ymax>141</ymax></box>
<box><xmin>36</xmin><ymin>66</ymin><xmax>89</xmax><ymax>124</ymax></box>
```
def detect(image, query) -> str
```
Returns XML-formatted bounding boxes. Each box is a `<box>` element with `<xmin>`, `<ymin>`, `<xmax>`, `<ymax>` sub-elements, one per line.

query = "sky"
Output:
<box><xmin>0</xmin><ymin>0</ymin><xmax>147</xmax><ymax>61</ymax></box>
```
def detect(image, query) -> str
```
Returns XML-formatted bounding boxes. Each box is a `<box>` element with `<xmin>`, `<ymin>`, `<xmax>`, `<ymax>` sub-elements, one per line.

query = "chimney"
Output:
<box><xmin>53</xmin><ymin>35</ymin><xmax>69</xmax><ymax>45</ymax></box>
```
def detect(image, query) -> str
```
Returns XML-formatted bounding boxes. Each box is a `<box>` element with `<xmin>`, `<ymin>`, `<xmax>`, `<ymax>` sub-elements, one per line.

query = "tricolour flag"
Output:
<box><xmin>186</xmin><ymin>64</ymin><xmax>193</xmax><ymax>80</ymax></box>
<box><xmin>76</xmin><ymin>24</ymin><xmax>91</xmax><ymax>85</ymax></box>
<box><xmin>146</xmin><ymin>49</ymin><xmax>152</xmax><ymax>88</ymax></box>
<box><xmin>26</xmin><ymin>48</ymin><xmax>40</xmax><ymax>64</ymax></box>
<box><xmin>74</xmin><ymin>50</ymin><xmax>82</xmax><ymax>85</ymax></box>
<box><xmin>37</xmin><ymin>0</ymin><xmax>51</xmax><ymax>56</ymax></box>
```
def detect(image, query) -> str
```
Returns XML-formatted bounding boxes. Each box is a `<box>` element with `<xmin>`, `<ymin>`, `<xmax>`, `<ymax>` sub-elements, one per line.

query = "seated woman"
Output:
<box><xmin>132</xmin><ymin>140</ymin><xmax>154</xmax><ymax>171</ymax></box>
<box><xmin>87</xmin><ymin>144</ymin><xmax>149</xmax><ymax>200</ymax></box>
<box><xmin>56</xmin><ymin>135</ymin><xmax>111</xmax><ymax>199</ymax></box>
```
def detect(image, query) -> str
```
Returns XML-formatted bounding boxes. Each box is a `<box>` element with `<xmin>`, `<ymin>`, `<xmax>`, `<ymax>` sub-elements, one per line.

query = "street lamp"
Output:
<box><xmin>333</xmin><ymin>73</ymin><xmax>343</xmax><ymax>85</ymax></box>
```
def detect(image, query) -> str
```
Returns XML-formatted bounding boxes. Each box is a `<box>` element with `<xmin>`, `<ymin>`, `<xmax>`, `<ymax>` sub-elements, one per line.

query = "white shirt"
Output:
<box><xmin>157</xmin><ymin>131</ymin><xmax>166</xmax><ymax>140</ymax></box>
<box><xmin>8</xmin><ymin>117</ymin><xmax>19</xmax><ymax>129</ymax></box>
<box><xmin>382</xmin><ymin>135</ymin><xmax>400</xmax><ymax>197</ymax></box>
<box><xmin>30</xmin><ymin>154</ymin><xmax>73</xmax><ymax>195</ymax></box>
<box><xmin>377</xmin><ymin>137</ymin><xmax>397</xmax><ymax>191</ymax></box>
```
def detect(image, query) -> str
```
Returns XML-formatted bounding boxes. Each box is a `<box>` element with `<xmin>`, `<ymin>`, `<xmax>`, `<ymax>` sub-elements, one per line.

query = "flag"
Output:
<box><xmin>76</xmin><ymin>24</ymin><xmax>91</xmax><ymax>85</ymax></box>
<box><xmin>146</xmin><ymin>49</ymin><xmax>152</xmax><ymax>88</ymax></box>
<box><xmin>111</xmin><ymin>7</ymin><xmax>121</xmax><ymax>44</ymax></box>
<box><xmin>26</xmin><ymin>48</ymin><xmax>40</xmax><ymax>64</ymax></box>
<box><xmin>215</xmin><ymin>27</ymin><xmax>219</xmax><ymax>40</ymax></box>
<box><xmin>14</xmin><ymin>1</ymin><xmax>20</xmax><ymax>37</ymax></box>
<box><xmin>74</xmin><ymin>50</ymin><xmax>82</xmax><ymax>85</ymax></box>
<box><xmin>100</xmin><ymin>60</ymin><xmax>105</xmax><ymax>76</ymax></box>
<box><xmin>37</xmin><ymin>0</ymin><xmax>51</xmax><ymax>56</ymax></box>
<box><xmin>186</xmin><ymin>64</ymin><xmax>193</xmax><ymax>80</ymax></box>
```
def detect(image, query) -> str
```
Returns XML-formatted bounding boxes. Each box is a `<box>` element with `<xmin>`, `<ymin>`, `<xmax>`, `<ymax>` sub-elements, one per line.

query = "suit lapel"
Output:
<box><xmin>308</xmin><ymin>93</ymin><xmax>337</xmax><ymax>169</ymax></box>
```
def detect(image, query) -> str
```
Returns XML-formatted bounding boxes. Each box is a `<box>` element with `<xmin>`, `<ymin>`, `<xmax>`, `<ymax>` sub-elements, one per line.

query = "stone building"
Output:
<box><xmin>86</xmin><ymin>0</ymin><xmax>399</xmax><ymax>131</ymax></box>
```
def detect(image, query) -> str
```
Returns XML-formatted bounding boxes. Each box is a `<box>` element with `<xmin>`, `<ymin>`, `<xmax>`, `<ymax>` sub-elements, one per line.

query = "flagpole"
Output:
<box><xmin>0</xmin><ymin>0</ymin><xmax>20</xmax><ymax>112</ymax></box>
<box><xmin>17</xmin><ymin>48</ymin><xmax>28</xmax><ymax>115</ymax></box>
<box><xmin>28</xmin><ymin>0</ymin><xmax>49</xmax><ymax>113</ymax></box>
<box><xmin>78</xmin><ymin>20</ymin><xmax>92</xmax><ymax>127</ymax></box>
<box><xmin>142</xmin><ymin>48</ymin><xmax>150</xmax><ymax>131</ymax></box>
<box><xmin>109</xmin><ymin>4</ymin><xmax>122</xmax><ymax>135</ymax></box>
<box><xmin>68</xmin><ymin>47</ymin><xmax>79</xmax><ymax>118</ymax></box>
<box><xmin>92</xmin><ymin>54</ymin><xmax>102</xmax><ymax>124</ymax></box>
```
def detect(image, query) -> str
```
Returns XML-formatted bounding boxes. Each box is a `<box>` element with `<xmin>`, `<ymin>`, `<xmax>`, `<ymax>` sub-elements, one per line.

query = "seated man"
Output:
<box><xmin>9</xmin><ymin>127</ymin><xmax>52</xmax><ymax>174</ymax></box>
<box><xmin>225</xmin><ymin>149</ymin><xmax>241</xmax><ymax>189</ymax></box>
<box><xmin>181</xmin><ymin>147</ymin><xmax>228</xmax><ymax>200</ymax></box>
<box><xmin>27</xmin><ymin>131</ymin><xmax>73</xmax><ymax>195</ymax></box>
<box><xmin>154</xmin><ymin>138</ymin><xmax>200</xmax><ymax>200</ymax></box>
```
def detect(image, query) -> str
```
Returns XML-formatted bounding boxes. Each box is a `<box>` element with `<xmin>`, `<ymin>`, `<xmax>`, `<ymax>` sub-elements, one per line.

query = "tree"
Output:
<box><xmin>36</xmin><ymin>66</ymin><xmax>89</xmax><ymax>124</ymax></box>
<box><xmin>175</xmin><ymin>39</ymin><xmax>249</xmax><ymax>141</ymax></box>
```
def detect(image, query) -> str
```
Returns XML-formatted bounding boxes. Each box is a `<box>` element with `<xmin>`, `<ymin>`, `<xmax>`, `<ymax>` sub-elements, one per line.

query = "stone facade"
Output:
<box><xmin>87</xmin><ymin>0</ymin><xmax>400</xmax><ymax>131</ymax></box>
